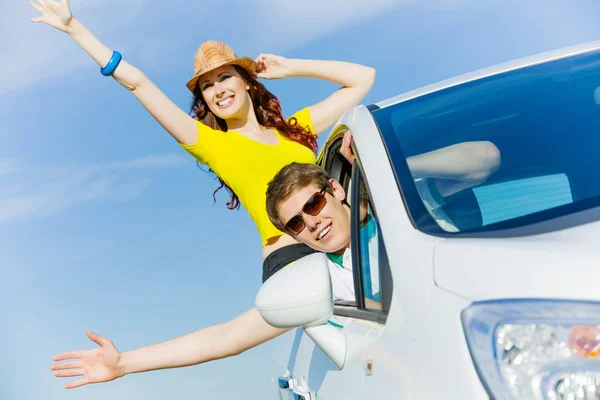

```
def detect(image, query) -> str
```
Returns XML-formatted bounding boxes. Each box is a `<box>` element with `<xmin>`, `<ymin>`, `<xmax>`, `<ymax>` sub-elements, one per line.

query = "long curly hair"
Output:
<box><xmin>190</xmin><ymin>66</ymin><xmax>318</xmax><ymax>210</ymax></box>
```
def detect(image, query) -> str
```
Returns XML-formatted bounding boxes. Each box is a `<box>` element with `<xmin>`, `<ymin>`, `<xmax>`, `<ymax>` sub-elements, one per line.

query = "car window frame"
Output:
<box><xmin>348</xmin><ymin>160</ymin><xmax>391</xmax><ymax>322</ymax></box>
<box><xmin>318</xmin><ymin>130</ymin><xmax>391</xmax><ymax>324</ymax></box>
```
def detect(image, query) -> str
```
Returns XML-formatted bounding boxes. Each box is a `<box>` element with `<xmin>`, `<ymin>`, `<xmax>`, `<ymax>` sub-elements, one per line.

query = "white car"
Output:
<box><xmin>257</xmin><ymin>41</ymin><xmax>600</xmax><ymax>400</ymax></box>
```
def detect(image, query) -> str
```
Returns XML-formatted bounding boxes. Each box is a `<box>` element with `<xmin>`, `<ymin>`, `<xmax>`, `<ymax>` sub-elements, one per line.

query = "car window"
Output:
<box><xmin>320</xmin><ymin>135</ymin><xmax>392</xmax><ymax>321</ymax></box>
<box><xmin>372</xmin><ymin>50</ymin><xmax>600</xmax><ymax>237</ymax></box>
<box><xmin>353</xmin><ymin>165</ymin><xmax>391</xmax><ymax>313</ymax></box>
<box><xmin>358</xmin><ymin>201</ymin><xmax>383</xmax><ymax>310</ymax></box>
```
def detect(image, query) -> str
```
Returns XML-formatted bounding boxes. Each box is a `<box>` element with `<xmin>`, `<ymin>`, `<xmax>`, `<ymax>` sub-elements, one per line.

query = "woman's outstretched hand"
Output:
<box><xmin>29</xmin><ymin>0</ymin><xmax>73</xmax><ymax>32</ymax></box>
<box><xmin>51</xmin><ymin>330</ymin><xmax>124</xmax><ymax>389</ymax></box>
<box><xmin>255</xmin><ymin>54</ymin><xmax>292</xmax><ymax>80</ymax></box>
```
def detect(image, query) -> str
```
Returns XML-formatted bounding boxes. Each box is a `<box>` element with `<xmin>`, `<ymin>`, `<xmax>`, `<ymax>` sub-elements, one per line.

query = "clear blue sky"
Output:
<box><xmin>2</xmin><ymin>0</ymin><xmax>600</xmax><ymax>399</ymax></box>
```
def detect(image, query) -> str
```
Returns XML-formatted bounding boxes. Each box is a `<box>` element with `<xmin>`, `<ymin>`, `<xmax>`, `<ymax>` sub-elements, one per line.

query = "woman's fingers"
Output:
<box><xmin>51</xmin><ymin>361</ymin><xmax>82</xmax><ymax>371</ymax></box>
<box><xmin>255</xmin><ymin>55</ymin><xmax>266</xmax><ymax>71</ymax></box>
<box><xmin>255</xmin><ymin>54</ymin><xmax>272</xmax><ymax>68</ymax></box>
<box><xmin>30</xmin><ymin>17</ymin><xmax>44</xmax><ymax>23</ymax></box>
<box><xmin>28</xmin><ymin>0</ymin><xmax>43</xmax><ymax>13</ymax></box>
<box><xmin>54</xmin><ymin>368</ymin><xmax>84</xmax><ymax>378</ymax></box>
<box><xmin>255</xmin><ymin>57</ymin><xmax>265</xmax><ymax>71</ymax></box>
<box><xmin>65</xmin><ymin>377</ymin><xmax>89</xmax><ymax>390</ymax></box>
<box><xmin>53</xmin><ymin>350</ymin><xmax>86</xmax><ymax>362</ymax></box>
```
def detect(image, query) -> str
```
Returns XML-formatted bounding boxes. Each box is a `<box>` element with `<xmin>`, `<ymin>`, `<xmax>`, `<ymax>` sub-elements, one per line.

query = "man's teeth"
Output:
<box><xmin>317</xmin><ymin>226</ymin><xmax>331</xmax><ymax>240</ymax></box>
<box><xmin>218</xmin><ymin>98</ymin><xmax>233</xmax><ymax>107</ymax></box>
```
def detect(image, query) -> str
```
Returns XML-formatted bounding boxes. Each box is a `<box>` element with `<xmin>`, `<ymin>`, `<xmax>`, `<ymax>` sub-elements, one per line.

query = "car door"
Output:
<box><xmin>282</xmin><ymin>121</ymin><xmax>397</xmax><ymax>400</ymax></box>
<box><xmin>320</xmin><ymin>110</ymin><xmax>414</xmax><ymax>399</ymax></box>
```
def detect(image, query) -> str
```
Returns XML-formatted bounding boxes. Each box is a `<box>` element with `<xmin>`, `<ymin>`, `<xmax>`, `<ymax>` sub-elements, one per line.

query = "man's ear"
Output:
<box><xmin>329</xmin><ymin>178</ymin><xmax>346</xmax><ymax>202</ymax></box>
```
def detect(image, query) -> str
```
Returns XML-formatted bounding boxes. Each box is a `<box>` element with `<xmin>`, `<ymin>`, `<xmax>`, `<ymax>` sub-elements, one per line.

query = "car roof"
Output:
<box><xmin>317</xmin><ymin>41</ymin><xmax>600</xmax><ymax>159</ymax></box>
<box><xmin>376</xmin><ymin>40</ymin><xmax>600</xmax><ymax>109</ymax></box>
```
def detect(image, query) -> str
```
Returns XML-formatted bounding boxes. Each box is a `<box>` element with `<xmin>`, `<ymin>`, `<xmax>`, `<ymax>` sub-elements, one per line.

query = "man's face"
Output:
<box><xmin>277</xmin><ymin>179</ymin><xmax>351</xmax><ymax>254</ymax></box>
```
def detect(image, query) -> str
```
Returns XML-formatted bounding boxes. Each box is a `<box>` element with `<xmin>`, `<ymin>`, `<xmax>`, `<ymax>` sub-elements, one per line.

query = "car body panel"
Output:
<box><xmin>434</xmin><ymin>219</ymin><xmax>600</xmax><ymax>301</ymax></box>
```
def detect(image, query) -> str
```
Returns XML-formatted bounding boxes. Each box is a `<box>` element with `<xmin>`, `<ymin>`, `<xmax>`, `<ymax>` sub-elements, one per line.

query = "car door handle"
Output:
<box><xmin>278</xmin><ymin>375</ymin><xmax>294</xmax><ymax>390</ymax></box>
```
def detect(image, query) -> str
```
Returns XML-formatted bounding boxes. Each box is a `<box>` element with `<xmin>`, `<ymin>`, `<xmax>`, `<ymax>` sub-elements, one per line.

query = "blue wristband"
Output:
<box><xmin>100</xmin><ymin>51</ymin><xmax>122</xmax><ymax>76</ymax></box>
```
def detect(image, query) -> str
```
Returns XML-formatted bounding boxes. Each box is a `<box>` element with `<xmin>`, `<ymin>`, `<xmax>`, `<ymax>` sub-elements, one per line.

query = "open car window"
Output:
<box><xmin>320</xmin><ymin>135</ymin><xmax>392</xmax><ymax>323</ymax></box>
<box><xmin>351</xmin><ymin>162</ymin><xmax>392</xmax><ymax>318</ymax></box>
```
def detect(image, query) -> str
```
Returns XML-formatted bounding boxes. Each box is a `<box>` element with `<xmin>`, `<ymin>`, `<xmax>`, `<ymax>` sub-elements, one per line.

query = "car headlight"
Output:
<box><xmin>462</xmin><ymin>299</ymin><xmax>600</xmax><ymax>400</ymax></box>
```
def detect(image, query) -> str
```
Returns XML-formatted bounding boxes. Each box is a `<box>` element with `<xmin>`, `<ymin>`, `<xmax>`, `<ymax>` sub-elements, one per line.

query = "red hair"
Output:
<box><xmin>190</xmin><ymin>66</ymin><xmax>318</xmax><ymax>209</ymax></box>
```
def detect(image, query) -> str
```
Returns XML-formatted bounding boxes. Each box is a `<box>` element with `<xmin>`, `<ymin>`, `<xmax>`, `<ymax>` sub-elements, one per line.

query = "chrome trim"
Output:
<box><xmin>334</xmin><ymin>305</ymin><xmax>387</xmax><ymax>324</ymax></box>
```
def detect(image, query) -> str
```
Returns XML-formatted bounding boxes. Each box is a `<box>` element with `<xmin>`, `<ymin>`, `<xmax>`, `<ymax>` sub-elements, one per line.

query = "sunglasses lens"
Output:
<box><xmin>285</xmin><ymin>216</ymin><xmax>305</xmax><ymax>235</ymax></box>
<box><xmin>303</xmin><ymin>193</ymin><xmax>327</xmax><ymax>216</ymax></box>
<box><xmin>284</xmin><ymin>189</ymin><xmax>328</xmax><ymax>236</ymax></box>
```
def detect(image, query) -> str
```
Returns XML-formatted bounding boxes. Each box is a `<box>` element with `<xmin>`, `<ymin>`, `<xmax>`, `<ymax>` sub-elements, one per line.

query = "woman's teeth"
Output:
<box><xmin>317</xmin><ymin>226</ymin><xmax>331</xmax><ymax>240</ymax></box>
<box><xmin>217</xmin><ymin>97</ymin><xmax>233</xmax><ymax>107</ymax></box>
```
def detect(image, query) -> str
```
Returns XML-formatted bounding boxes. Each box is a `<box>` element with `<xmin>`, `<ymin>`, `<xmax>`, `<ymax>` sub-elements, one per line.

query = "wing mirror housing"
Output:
<box><xmin>256</xmin><ymin>253</ymin><xmax>334</xmax><ymax>328</ymax></box>
<box><xmin>256</xmin><ymin>253</ymin><xmax>347</xmax><ymax>369</ymax></box>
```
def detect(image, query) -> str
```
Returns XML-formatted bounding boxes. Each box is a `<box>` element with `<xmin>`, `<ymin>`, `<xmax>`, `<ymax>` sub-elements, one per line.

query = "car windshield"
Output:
<box><xmin>372</xmin><ymin>49</ymin><xmax>600</xmax><ymax>237</ymax></box>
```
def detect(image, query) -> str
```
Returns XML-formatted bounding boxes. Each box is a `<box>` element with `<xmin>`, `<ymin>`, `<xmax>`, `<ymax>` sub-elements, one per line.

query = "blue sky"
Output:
<box><xmin>2</xmin><ymin>0</ymin><xmax>600</xmax><ymax>399</ymax></box>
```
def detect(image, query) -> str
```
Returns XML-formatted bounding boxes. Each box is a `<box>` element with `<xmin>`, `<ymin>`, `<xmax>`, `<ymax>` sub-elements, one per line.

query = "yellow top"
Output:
<box><xmin>180</xmin><ymin>108</ymin><xmax>317</xmax><ymax>245</ymax></box>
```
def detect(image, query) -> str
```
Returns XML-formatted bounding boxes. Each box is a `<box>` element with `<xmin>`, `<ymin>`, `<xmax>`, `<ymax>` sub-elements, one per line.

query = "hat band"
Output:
<box><xmin>193</xmin><ymin>57</ymin><xmax>237</xmax><ymax>77</ymax></box>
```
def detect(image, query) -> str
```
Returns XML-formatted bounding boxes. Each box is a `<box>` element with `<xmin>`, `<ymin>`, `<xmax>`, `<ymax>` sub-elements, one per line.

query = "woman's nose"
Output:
<box><xmin>213</xmin><ymin>81</ymin><xmax>225</xmax><ymax>96</ymax></box>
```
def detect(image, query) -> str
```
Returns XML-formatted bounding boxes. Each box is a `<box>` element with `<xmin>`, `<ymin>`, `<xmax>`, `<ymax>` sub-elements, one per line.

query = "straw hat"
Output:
<box><xmin>186</xmin><ymin>41</ymin><xmax>257</xmax><ymax>92</ymax></box>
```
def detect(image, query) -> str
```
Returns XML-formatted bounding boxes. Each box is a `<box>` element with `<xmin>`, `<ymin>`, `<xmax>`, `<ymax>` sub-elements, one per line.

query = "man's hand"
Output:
<box><xmin>51</xmin><ymin>330</ymin><xmax>124</xmax><ymax>389</ymax></box>
<box><xmin>339</xmin><ymin>130</ymin><xmax>355</xmax><ymax>164</ymax></box>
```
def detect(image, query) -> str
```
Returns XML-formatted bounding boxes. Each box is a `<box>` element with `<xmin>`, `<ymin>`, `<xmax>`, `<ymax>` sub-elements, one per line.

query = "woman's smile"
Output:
<box><xmin>216</xmin><ymin>94</ymin><xmax>235</xmax><ymax>109</ymax></box>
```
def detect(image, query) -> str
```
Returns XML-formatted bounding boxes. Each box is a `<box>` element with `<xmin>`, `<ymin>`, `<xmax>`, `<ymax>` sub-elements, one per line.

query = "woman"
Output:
<box><xmin>30</xmin><ymin>0</ymin><xmax>376</xmax><ymax>389</ymax></box>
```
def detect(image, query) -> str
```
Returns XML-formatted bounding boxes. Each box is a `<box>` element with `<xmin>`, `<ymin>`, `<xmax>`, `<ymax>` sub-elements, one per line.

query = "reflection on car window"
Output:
<box><xmin>413</xmin><ymin>178</ymin><xmax>459</xmax><ymax>232</ymax></box>
<box><xmin>373</xmin><ymin>51</ymin><xmax>600</xmax><ymax>235</ymax></box>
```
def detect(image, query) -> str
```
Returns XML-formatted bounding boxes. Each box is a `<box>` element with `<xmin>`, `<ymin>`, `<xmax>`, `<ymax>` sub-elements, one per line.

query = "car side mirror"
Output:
<box><xmin>256</xmin><ymin>253</ymin><xmax>334</xmax><ymax>328</ymax></box>
<box><xmin>255</xmin><ymin>253</ymin><xmax>347</xmax><ymax>369</ymax></box>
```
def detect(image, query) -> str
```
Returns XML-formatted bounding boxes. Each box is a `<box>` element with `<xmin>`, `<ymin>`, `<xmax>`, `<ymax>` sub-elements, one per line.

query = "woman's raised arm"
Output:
<box><xmin>255</xmin><ymin>54</ymin><xmax>376</xmax><ymax>136</ymax></box>
<box><xmin>29</xmin><ymin>0</ymin><xmax>198</xmax><ymax>145</ymax></box>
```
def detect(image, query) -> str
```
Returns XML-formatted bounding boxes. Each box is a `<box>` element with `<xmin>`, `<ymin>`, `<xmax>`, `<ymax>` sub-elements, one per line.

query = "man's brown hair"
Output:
<box><xmin>266</xmin><ymin>163</ymin><xmax>333</xmax><ymax>232</ymax></box>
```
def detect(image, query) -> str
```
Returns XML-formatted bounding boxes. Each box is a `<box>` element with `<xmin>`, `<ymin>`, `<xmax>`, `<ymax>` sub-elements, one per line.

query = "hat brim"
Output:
<box><xmin>186</xmin><ymin>57</ymin><xmax>257</xmax><ymax>93</ymax></box>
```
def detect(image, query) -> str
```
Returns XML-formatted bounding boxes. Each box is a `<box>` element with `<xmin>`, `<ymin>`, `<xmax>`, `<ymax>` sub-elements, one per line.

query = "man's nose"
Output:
<box><xmin>305</xmin><ymin>214</ymin><xmax>321</xmax><ymax>232</ymax></box>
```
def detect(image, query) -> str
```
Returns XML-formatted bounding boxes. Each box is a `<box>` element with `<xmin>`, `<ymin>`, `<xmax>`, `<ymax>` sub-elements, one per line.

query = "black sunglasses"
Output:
<box><xmin>284</xmin><ymin>187</ymin><xmax>328</xmax><ymax>236</ymax></box>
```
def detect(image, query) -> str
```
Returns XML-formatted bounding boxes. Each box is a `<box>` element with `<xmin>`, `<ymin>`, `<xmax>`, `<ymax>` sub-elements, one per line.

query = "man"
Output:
<box><xmin>52</xmin><ymin>140</ymin><xmax>498</xmax><ymax>386</ymax></box>
<box><xmin>265</xmin><ymin>162</ymin><xmax>358</xmax><ymax>304</ymax></box>
<box><xmin>51</xmin><ymin>163</ymin><xmax>357</xmax><ymax>388</ymax></box>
